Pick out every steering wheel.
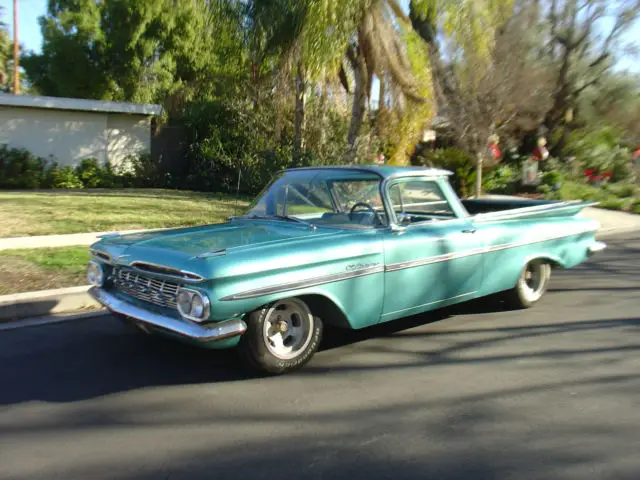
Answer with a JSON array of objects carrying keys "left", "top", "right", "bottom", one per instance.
[{"left": 349, "top": 202, "right": 379, "bottom": 225}]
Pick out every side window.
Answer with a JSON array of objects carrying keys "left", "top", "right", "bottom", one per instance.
[{"left": 389, "top": 180, "right": 456, "bottom": 221}]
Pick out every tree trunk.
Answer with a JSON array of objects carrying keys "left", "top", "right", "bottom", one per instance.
[
  {"left": 293, "top": 62, "right": 306, "bottom": 164},
  {"left": 379, "top": 74, "right": 386, "bottom": 111},
  {"left": 344, "top": 46, "right": 368, "bottom": 164},
  {"left": 475, "top": 152, "right": 484, "bottom": 198},
  {"left": 319, "top": 68, "right": 328, "bottom": 149}
]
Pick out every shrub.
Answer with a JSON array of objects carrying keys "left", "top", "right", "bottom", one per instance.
[
  {"left": 415, "top": 147, "right": 517, "bottom": 197},
  {"left": 565, "top": 126, "right": 633, "bottom": 182},
  {"left": 415, "top": 148, "right": 476, "bottom": 197},
  {"left": 483, "top": 164, "right": 515, "bottom": 194},
  {"left": 74, "top": 158, "right": 107, "bottom": 188},
  {"left": 541, "top": 170, "right": 564, "bottom": 188},
  {"left": 51, "top": 166, "right": 84, "bottom": 189},
  {"left": 0, "top": 146, "right": 49, "bottom": 189},
  {"left": 604, "top": 183, "right": 637, "bottom": 198}
]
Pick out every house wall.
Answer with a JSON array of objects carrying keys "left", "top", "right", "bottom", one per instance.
[
  {"left": 0, "top": 106, "right": 151, "bottom": 167},
  {"left": 106, "top": 113, "right": 151, "bottom": 168}
]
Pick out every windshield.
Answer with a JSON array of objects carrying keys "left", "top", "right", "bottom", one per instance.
[{"left": 243, "top": 169, "right": 388, "bottom": 228}]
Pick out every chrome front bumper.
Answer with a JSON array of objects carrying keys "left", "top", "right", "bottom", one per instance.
[
  {"left": 588, "top": 241, "right": 607, "bottom": 256},
  {"left": 88, "top": 287, "right": 247, "bottom": 343}
]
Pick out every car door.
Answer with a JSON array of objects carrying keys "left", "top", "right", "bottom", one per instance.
[{"left": 381, "top": 177, "right": 485, "bottom": 322}]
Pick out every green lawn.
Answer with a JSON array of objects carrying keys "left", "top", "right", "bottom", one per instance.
[
  {"left": 0, "top": 189, "right": 249, "bottom": 237},
  {"left": 0, "top": 246, "right": 90, "bottom": 295}
]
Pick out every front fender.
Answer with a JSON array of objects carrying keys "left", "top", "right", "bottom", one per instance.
[{"left": 207, "top": 267, "right": 385, "bottom": 330}]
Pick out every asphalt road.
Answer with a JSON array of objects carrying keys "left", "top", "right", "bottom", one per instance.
[{"left": 1, "top": 233, "right": 639, "bottom": 480}]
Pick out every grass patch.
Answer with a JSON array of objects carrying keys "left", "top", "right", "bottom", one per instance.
[
  {"left": 0, "top": 246, "right": 90, "bottom": 295},
  {"left": 0, "top": 188, "right": 250, "bottom": 237}
]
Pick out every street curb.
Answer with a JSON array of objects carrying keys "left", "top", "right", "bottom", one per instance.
[
  {"left": 0, "top": 285, "right": 104, "bottom": 323},
  {"left": 0, "top": 310, "right": 110, "bottom": 331}
]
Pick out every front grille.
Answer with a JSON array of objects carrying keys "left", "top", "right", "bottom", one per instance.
[{"left": 112, "top": 267, "right": 180, "bottom": 309}]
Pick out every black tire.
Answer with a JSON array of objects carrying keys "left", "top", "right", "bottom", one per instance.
[
  {"left": 238, "top": 297, "right": 323, "bottom": 375},
  {"left": 505, "top": 259, "right": 552, "bottom": 309}
]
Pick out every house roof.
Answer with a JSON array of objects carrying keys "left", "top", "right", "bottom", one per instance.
[{"left": 0, "top": 93, "right": 163, "bottom": 116}]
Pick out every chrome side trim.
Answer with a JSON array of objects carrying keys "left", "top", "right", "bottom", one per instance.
[
  {"left": 89, "top": 287, "right": 246, "bottom": 343},
  {"left": 473, "top": 201, "right": 599, "bottom": 222},
  {"left": 386, "top": 246, "right": 487, "bottom": 272},
  {"left": 385, "top": 226, "right": 598, "bottom": 272},
  {"left": 220, "top": 265, "right": 385, "bottom": 301}
]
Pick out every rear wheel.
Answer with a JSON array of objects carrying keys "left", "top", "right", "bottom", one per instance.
[
  {"left": 505, "top": 259, "right": 552, "bottom": 309},
  {"left": 239, "top": 297, "right": 323, "bottom": 375}
]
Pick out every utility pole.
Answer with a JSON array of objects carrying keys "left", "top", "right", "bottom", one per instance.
[{"left": 13, "top": 0, "right": 19, "bottom": 94}]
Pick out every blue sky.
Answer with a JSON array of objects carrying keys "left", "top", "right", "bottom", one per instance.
[{"left": 1, "top": 0, "right": 638, "bottom": 72}]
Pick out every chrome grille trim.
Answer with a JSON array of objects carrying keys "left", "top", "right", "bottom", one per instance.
[{"left": 112, "top": 266, "right": 180, "bottom": 309}]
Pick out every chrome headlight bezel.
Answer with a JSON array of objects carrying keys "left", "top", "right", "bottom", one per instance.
[
  {"left": 87, "top": 260, "right": 105, "bottom": 287},
  {"left": 176, "top": 288, "right": 210, "bottom": 323}
]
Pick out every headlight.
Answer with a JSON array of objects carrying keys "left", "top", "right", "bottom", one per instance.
[
  {"left": 177, "top": 290, "right": 192, "bottom": 315},
  {"left": 87, "top": 261, "right": 105, "bottom": 287},
  {"left": 176, "top": 288, "right": 210, "bottom": 322}
]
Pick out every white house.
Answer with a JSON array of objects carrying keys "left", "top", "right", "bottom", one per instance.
[{"left": 0, "top": 93, "right": 163, "bottom": 168}]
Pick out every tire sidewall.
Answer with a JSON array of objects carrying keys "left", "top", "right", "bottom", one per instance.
[{"left": 516, "top": 260, "right": 551, "bottom": 307}]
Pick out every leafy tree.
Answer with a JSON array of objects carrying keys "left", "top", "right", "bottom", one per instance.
[
  {"left": 0, "top": 7, "right": 16, "bottom": 92},
  {"left": 410, "top": 0, "right": 518, "bottom": 193},
  {"left": 578, "top": 71, "right": 640, "bottom": 145},
  {"left": 22, "top": 0, "right": 245, "bottom": 114},
  {"left": 537, "top": 0, "right": 640, "bottom": 154}
]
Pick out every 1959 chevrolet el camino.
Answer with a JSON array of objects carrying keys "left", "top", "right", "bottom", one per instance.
[{"left": 87, "top": 166, "right": 607, "bottom": 374}]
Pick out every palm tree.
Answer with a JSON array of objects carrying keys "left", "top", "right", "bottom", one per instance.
[
  {"left": 290, "top": 0, "right": 435, "bottom": 164},
  {"left": 250, "top": 0, "right": 515, "bottom": 165}
]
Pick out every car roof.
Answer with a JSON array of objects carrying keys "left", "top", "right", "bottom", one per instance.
[{"left": 283, "top": 164, "right": 453, "bottom": 179}]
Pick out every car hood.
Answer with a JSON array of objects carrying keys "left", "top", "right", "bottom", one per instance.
[{"left": 93, "top": 220, "right": 348, "bottom": 272}]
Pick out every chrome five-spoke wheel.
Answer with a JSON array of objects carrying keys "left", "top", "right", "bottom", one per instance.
[
  {"left": 239, "top": 297, "right": 323, "bottom": 375},
  {"left": 262, "top": 299, "right": 314, "bottom": 360}
]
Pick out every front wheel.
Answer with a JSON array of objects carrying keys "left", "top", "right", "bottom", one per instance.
[
  {"left": 238, "top": 297, "right": 323, "bottom": 375},
  {"left": 505, "top": 259, "right": 552, "bottom": 309}
]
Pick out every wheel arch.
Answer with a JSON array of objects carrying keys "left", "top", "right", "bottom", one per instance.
[
  {"left": 296, "top": 293, "right": 352, "bottom": 329},
  {"left": 521, "top": 253, "right": 565, "bottom": 271}
]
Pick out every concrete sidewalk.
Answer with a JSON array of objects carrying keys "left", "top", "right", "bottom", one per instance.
[{"left": 0, "top": 228, "right": 168, "bottom": 251}]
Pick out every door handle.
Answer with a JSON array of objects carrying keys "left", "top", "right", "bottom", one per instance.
[{"left": 462, "top": 228, "right": 477, "bottom": 234}]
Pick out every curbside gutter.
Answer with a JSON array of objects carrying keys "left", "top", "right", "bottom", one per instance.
[{"left": 0, "top": 285, "right": 104, "bottom": 324}]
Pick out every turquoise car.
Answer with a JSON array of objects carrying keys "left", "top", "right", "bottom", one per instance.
[{"left": 87, "top": 166, "right": 606, "bottom": 374}]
